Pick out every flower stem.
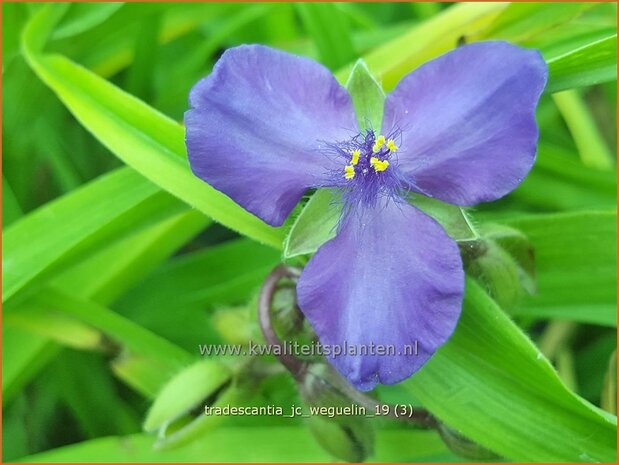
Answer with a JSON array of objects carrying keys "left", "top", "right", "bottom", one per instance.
[{"left": 258, "top": 264, "right": 307, "bottom": 379}]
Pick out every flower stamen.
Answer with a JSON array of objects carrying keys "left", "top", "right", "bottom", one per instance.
[
  {"left": 386, "top": 139, "right": 398, "bottom": 152},
  {"left": 344, "top": 165, "right": 356, "bottom": 180},
  {"left": 350, "top": 149, "right": 361, "bottom": 166},
  {"left": 372, "top": 135, "right": 386, "bottom": 153},
  {"left": 370, "top": 157, "right": 389, "bottom": 172}
]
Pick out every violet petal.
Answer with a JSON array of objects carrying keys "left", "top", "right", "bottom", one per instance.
[
  {"left": 186, "top": 44, "right": 358, "bottom": 226},
  {"left": 382, "top": 41, "right": 547, "bottom": 206},
  {"left": 296, "top": 198, "right": 464, "bottom": 390}
]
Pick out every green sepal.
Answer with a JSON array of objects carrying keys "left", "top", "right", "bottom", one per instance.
[{"left": 345, "top": 59, "right": 385, "bottom": 132}]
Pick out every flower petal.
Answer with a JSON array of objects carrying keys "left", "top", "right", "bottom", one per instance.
[
  {"left": 186, "top": 45, "right": 358, "bottom": 226},
  {"left": 296, "top": 199, "right": 464, "bottom": 390},
  {"left": 382, "top": 41, "right": 547, "bottom": 206}
]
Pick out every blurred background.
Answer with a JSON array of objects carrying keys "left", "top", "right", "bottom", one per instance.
[{"left": 2, "top": 2, "right": 617, "bottom": 463}]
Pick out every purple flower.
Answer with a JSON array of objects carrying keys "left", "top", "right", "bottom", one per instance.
[{"left": 185, "top": 42, "right": 547, "bottom": 390}]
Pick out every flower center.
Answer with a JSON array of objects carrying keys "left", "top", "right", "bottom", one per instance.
[
  {"left": 321, "top": 129, "right": 406, "bottom": 210},
  {"left": 342, "top": 132, "right": 398, "bottom": 181}
]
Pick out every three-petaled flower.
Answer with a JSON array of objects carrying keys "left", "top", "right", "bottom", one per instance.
[{"left": 185, "top": 41, "right": 547, "bottom": 390}]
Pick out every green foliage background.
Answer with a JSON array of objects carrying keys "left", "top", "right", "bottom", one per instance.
[{"left": 2, "top": 2, "right": 617, "bottom": 463}]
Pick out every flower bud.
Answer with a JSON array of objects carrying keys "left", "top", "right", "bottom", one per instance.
[
  {"left": 298, "top": 363, "right": 374, "bottom": 462},
  {"left": 306, "top": 414, "right": 373, "bottom": 463},
  {"left": 143, "top": 361, "right": 233, "bottom": 449},
  {"left": 212, "top": 305, "right": 252, "bottom": 344},
  {"left": 461, "top": 224, "right": 535, "bottom": 309}
]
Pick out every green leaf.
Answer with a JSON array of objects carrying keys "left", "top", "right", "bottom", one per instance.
[
  {"left": 153, "top": 4, "right": 274, "bottom": 117},
  {"left": 468, "top": 2, "right": 617, "bottom": 93},
  {"left": 510, "top": 143, "right": 616, "bottom": 211},
  {"left": 22, "top": 288, "right": 193, "bottom": 371},
  {"left": 409, "top": 2, "right": 442, "bottom": 20},
  {"left": 52, "top": 351, "right": 140, "bottom": 437},
  {"left": 505, "top": 211, "right": 617, "bottom": 327},
  {"left": 3, "top": 167, "right": 185, "bottom": 302},
  {"left": 3, "top": 210, "right": 209, "bottom": 405},
  {"left": 15, "top": 428, "right": 451, "bottom": 462},
  {"left": 124, "top": 13, "right": 160, "bottom": 100},
  {"left": 2, "top": 3, "right": 28, "bottom": 68},
  {"left": 70, "top": 4, "right": 237, "bottom": 78},
  {"left": 576, "top": 331, "right": 617, "bottom": 403},
  {"left": 601, "top": 351, "right": 617, "bottom": 414},
  {"left": 52, "top": 210, "right": 209, "bottom": 305},
  {"left": 478, "top": 3, "right": 595, "bottom": 43},
  {"left": 262, "top": 4, "right": 297, "bottom": 42},
  {"left": 4, "top": 306, "right": 102, "bottom": 350},
  {"left": 555, "top": 347, "right": 579, "bottom": 393},
  {"left": 296, "top": 3, "right": 356, "bottom": 70},
  {"left": 345, "top": 59, "right": 385, "bottom": 131},
  {"left": 403, "top": 279, "right": 617, "bottom": 462},
  {"left": 335, "top": 3, "right": 613, "bottom": 96},
  {"left": 524, "top": 9, "right": 616, "bottom": 60},
  {"left": 2, "top": 327, "right": 59, "bottom": 404},
  {"left": 11, "top": 285, "right": 193, "bottom": 403},
  {"left": 51, "top": 3, "right": 125, "bottom": 40},
  {"left": 2, "top": 175, "right": 23, "bottom": 227},
  {"left": 116, "top": 239, "right": 280, "bottom": 319},
  {"left": 553, "top": 89, "right": 614, "bottom": 170},
  {"left": 546, "top": 34, "right": 617, "bottom": 93},
  {"left": 111, "top": 354, "right": 174, "bottom": 399},
  {"left": 22, "top": 5, "right": 284, "bottom": 249},
  {"left": 111, "top": 238, "right": 279, "bottom": 354},
  {"left": 335, "top": 3, "right": 508, "bottom": 88}
]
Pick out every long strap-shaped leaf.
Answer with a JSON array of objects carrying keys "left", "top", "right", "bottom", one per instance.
[
  {"left": 3, "top": 210, "right": 209, "bottom": 404},
  {"left": 547, "top": 34, "right": 617, "bottom": 93},
  {"left": 404, "top": 279, "right": 617, "bottom": 462},
  {"left": 16, "top": 427, "right": 449, "bottom": 462},
  {"left": 3, "top": 167, "right": 185, "bottom": 302},
  {"left": 21, "top": 4, "right": 285, "bottom": 250}
]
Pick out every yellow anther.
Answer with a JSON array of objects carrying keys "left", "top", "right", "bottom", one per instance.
[
  {"left": 386, "top": 139, "right": 398, "bottom": 152},
  {"left": 372, "top": 135, "right": 386, "bottom": 153},
  {"left": 370, "top": 157, "right": 389, "bottom": 172},
  {"left": 351, "top": 149, "right": 361, "bottom": 166},
  {"left": 344, "top": 165, "right": 355, "bottom": 180}
]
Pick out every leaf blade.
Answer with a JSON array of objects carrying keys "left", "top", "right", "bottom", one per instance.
[
  {"left": 546, "top": 34, "right": 617, "bottom": 93},
  {"left": 22, "top": 5, "right": 284, "bottom": 249},
  {"left": 404, "top": 279, "right": 617, "bottom": 462}
]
